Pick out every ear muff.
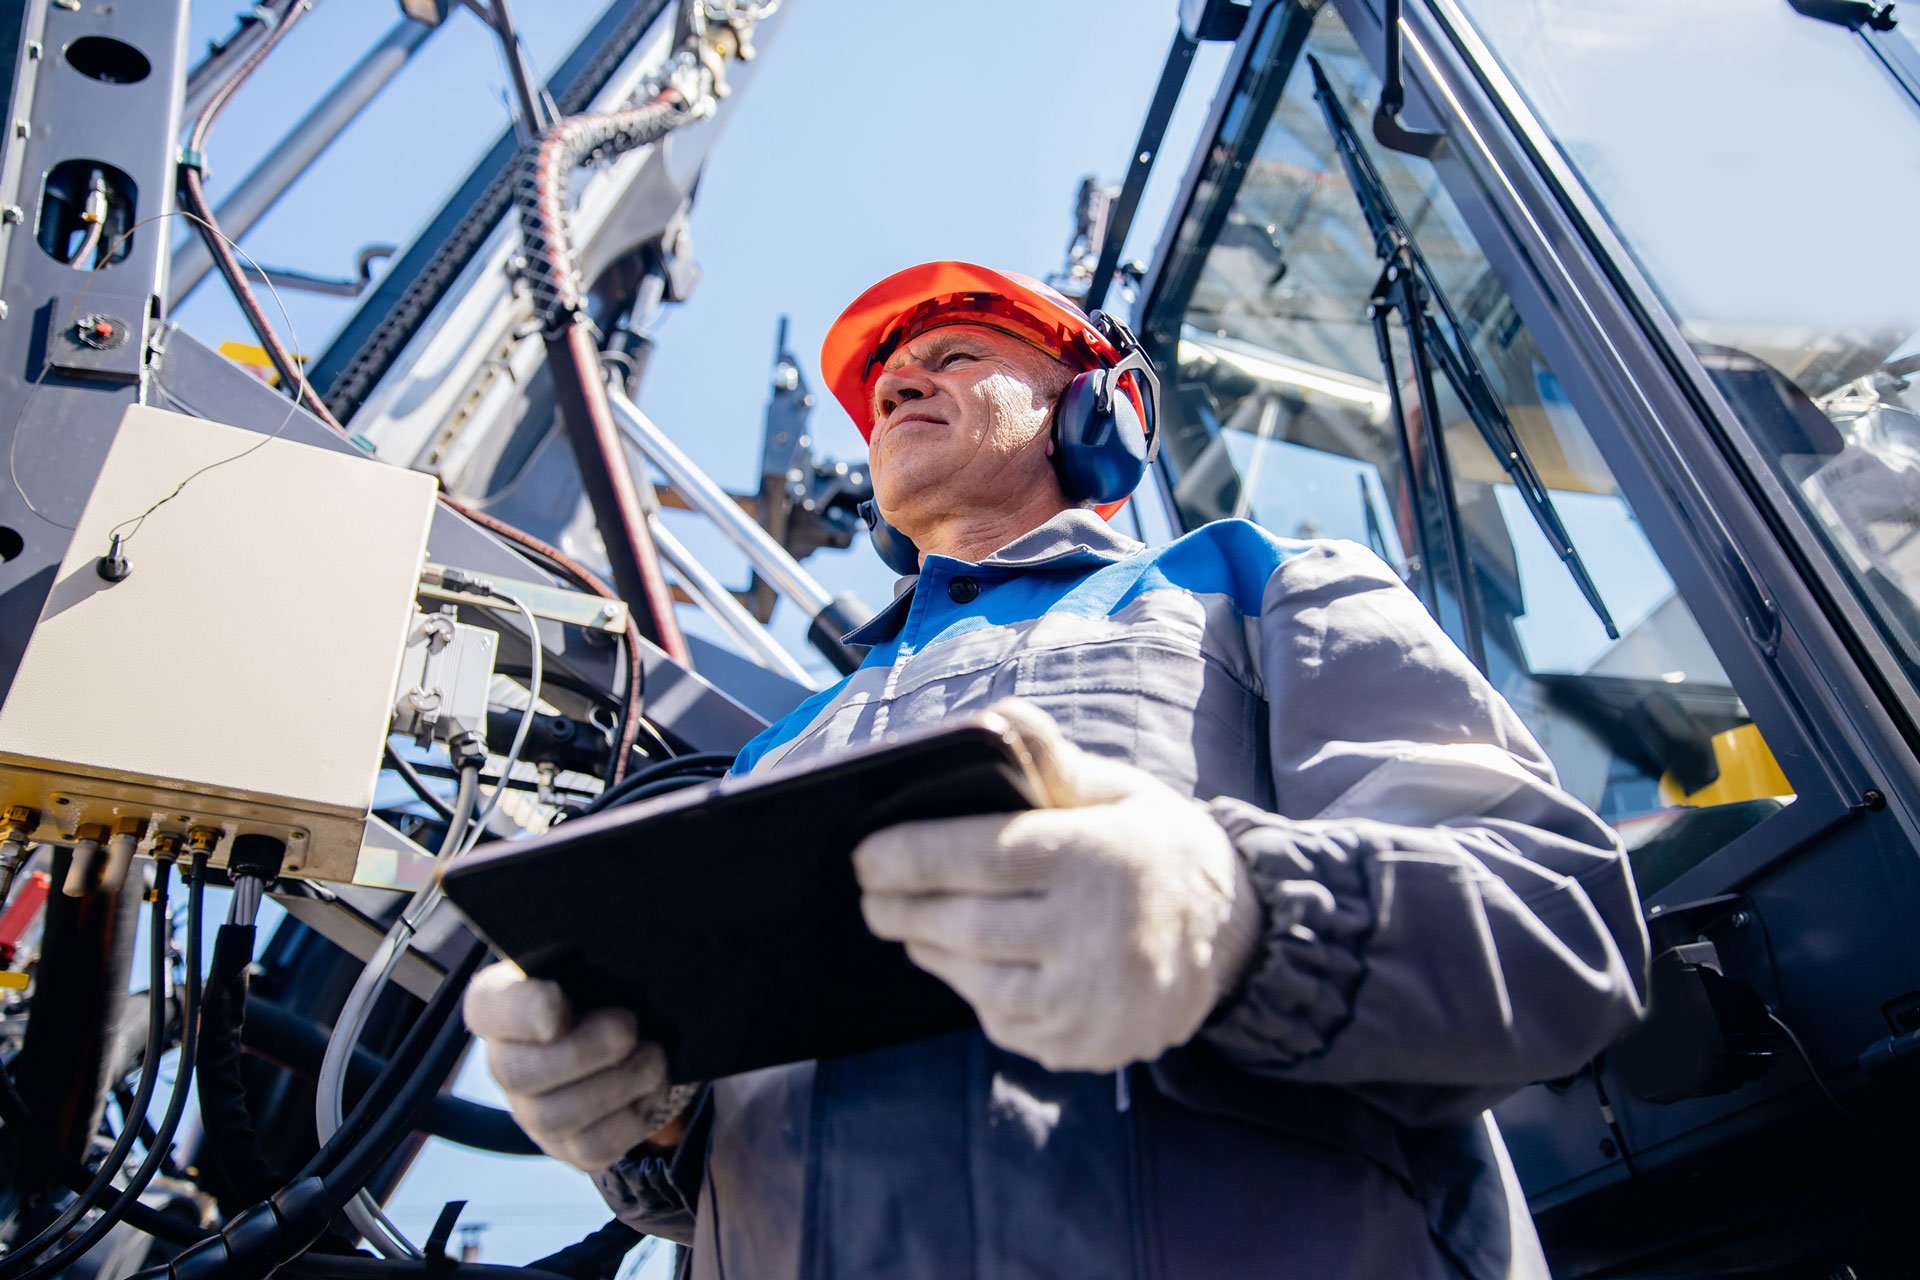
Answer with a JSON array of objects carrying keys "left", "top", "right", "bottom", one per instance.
[
  {"left": 1053, "top": 366, "right": 1151, "bottom": 505},
  {"left": 858, "top": 500, "right": 925, "bottom": 577},
  {"left": 1050, "top": 312, "right": 1161, "bottom": 506}
]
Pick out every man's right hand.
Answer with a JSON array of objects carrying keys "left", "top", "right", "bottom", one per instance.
[{"left": 463, "top": 962, "right": 690, "bottom": 1171}]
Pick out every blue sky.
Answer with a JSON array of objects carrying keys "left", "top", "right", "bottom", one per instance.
[{"left": 173, "top": 0, "right": 1229, "bottom": 1266}]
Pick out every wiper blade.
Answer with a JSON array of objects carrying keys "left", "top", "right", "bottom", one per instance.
[{"left": 1306, "top": 55, "right": 1620, "bottom": 642}]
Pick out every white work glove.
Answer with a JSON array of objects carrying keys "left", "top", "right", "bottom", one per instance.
[
  {"left": 854, "top": 700, "right": 1265, "bottom": 1074},
  {"left": 463, "top": 962, "right": 699, "bottom": 1172}
]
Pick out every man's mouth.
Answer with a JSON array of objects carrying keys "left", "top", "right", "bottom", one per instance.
[{"left": 888, "top": 412, "right": 945, "bottom": 431}]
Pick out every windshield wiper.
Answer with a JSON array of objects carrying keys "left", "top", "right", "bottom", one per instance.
[{"left": 1307, "top": 55, "right": 1620, "bottom": 644}]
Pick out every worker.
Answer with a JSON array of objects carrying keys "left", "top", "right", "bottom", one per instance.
[{"left": 464, "top": 262, "right": 1650, "bottom": 1278}]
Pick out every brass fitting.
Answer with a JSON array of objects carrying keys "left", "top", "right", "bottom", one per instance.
[{"left": 185, "top": 827, "right": 222, "bottom": 856}]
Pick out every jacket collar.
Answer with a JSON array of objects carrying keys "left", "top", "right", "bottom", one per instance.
[{"left": 841, "top": 508, "right": 1144, "bottom": 647}]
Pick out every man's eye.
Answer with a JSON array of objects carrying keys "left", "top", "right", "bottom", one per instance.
[{"left": 940, "top": 352, "right": 976, "bottom": 369}]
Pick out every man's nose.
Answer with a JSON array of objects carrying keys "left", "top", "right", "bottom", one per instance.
[{"left": 874, "top": 365, "right": 932, "bottom": 420}]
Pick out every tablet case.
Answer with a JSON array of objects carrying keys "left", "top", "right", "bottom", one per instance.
[{"left": 438, "top": 714, "right": 1045, "bottom": 1082}]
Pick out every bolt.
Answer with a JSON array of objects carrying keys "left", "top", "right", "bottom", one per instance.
[
  {"left": 1729, "top": 910, "right": 1751, "bottom": 928},
  {"left": 406, "top": 687, "right": 442, "bottom": 714},
  {"left": 1864, "top": 788, "right": 1887, "bottom": 811},
  {"left": 1598, "top": 1137, "right": 1617, "bottom": 1159},
  {"left": 596, "top": 601, "right": 621, "bottom": 624},
  {"left": 13, "top": 121, "right": 27, "bottom": 140},
  {"left": 26, "top": 41, "right": 41, "bottom": 59},
  {"left": 1, "top": 206, "right": 21, "bottom": 226},
  {"left": 1648, "top": 904, "right": 1664, "bottom": 917}
]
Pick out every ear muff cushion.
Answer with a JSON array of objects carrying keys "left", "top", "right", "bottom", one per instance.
[{"left": 1053, "top": 369, "right": 1150, "bottom": 506}]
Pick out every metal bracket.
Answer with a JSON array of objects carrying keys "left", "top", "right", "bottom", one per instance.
[{"left": 419, "top": 562, "right": 629, "bottom": 633}]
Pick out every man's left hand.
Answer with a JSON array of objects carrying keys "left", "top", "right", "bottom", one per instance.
[{"left": 853, "top": 700, "right": 1265, "bottom": 1073}]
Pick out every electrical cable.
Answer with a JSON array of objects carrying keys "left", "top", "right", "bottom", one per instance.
[
  {"left": 626, "top": 713, "right": 676, "bottom": 768},
  {"left": 195, "top": 909, "right": 283, "bottom": 1212},
  {"left": 145, "top": 942, "right": 489, "bottom": 1280},
  {"left": 439, "top": 496, "right": 649, "bottom": 786},
  {"left": 177, "top": 0, "right": 336, "bottom": 423},
  {"left": 279, "top": 1255, "right": 574, "bottom": 1280},
  {"left": 238, "top": 996, "right": 536, "bottom": 1155},
  {"left": 318, "top": 943, "right": 484, "bottom": 1199},
  {"left": 0, "top": 863, "right": 174, "bottom": 1278},
  {"left": 1766, "top": 1007, "right": 1872, "bottom": 1131},
  {"left": 528, "top": 1219, "right": 646, "bottom": 1280},
  {"left": 0, "top": 1070, "right": 209, "bottom": 1247},
  {"left": 382, "top": 742, "right": 458, "bottom": 824},
  {"left": 576, "top": 752, "right": 732, "bottom": 817},
  {"left": 453, "top": 594, "right": 543, "bottom": 862},
  {"left": 318, "top": 765, "right": 478, "bottom": 1257},
  {"left": 13, "top": 855, "right": 210, "bottom": 1280}
]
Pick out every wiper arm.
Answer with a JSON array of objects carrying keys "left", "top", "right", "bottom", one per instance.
[{"left": 1307, "top": 56, "right": 1620, "bottom": 642}]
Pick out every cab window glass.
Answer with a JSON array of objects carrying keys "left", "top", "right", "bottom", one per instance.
[{"left": 1146, "top": 2, "right": 1795, "bottom": 894}]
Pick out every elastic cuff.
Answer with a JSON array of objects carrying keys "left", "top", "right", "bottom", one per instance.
[
  {"left": 1207, "top": 833, "right": 1266, "bottom": 1008},
  {"left": 1200, "top": 798, "right": 1374, "bottom": 1067}
]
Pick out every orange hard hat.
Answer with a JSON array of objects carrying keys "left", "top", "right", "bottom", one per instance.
[{"left": 820, "top": 261, "right": 1143, "bottom": 517}]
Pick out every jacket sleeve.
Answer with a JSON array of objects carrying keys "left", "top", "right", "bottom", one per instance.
[
  {"left": 1196, "top": 540, "right": 1650, "bottom": 1124},
  {"left": 588, "top": 1089, "right": 712, "bottom": 1246}
]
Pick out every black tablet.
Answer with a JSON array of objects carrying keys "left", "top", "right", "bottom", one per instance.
[{"left": 438, "top": 712, "right": 1046, "bottom": 1082}]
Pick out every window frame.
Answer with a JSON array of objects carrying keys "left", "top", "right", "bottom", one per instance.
[
  {"left": 1132, "top": 1, "right": 1920, "bottom": 1234},
  {"left": 1134, "top": 0, "right": 1919, "bottom": 910}
]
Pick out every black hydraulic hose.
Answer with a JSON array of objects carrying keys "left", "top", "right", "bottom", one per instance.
[
  {"left": 0, "top": 865, "right": 174, "bottom": 1276},
  {"left": 165, "top": 943, "right": 487, "bottom": 1280},
  {"left": 0, "top": 1050, "right": 210, "bottom": 1249},
  {"left": 577, "top": 753, "right": 732, "bottom": 817},
  {"left": 240, "top": 996, "right": 538, "bottom": 1156},
  {"left": 195, "top": 921, "right": 286, "bottom": 1210},
  {"left": 528, "top": 1219, "right": 645, "bottom": 1280},
  {"left": 135, "top": 1256, "right": 576, "bottom": 1280},
  {"left": 15, "top": 855, "right": 210, "bottom": 1280},
  {"left": 281, "top": 1257, "right": 572, "bottom": 1280},
  {"left": 517, "top": 91, "right": 695, "bottom": 664},
  {"left": 321, "top": 943, "right": 486, "bottom": 1197}
]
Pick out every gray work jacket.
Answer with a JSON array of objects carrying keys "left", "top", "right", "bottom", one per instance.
[{"left": 593, "top": 509, "right": 1649, "bottom": 1278}]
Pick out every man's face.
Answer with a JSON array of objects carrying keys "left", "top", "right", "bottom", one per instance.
[{"left": 866, "top": 323, "right": 1071, "bottom": 531}]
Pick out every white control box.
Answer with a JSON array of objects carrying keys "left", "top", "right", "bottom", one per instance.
[{"left": 0, "top": 405, "right": 438, "bottom": 884}]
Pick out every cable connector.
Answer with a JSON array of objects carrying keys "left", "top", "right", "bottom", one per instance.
[
  {"left": 62, "top": 822, "right": 110, "bottom": 898},
  {"left": 0, "top": 806, "right": 36, "bottom": 909},
  {"left": 100, "top": 816, "right": 147, "bottom": 895},
  {"left": 447, "top": 730, "right": 488, "bottom": 773},
  {"left": 435, "top": 566, "right": 497, "bottom": 597}
]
